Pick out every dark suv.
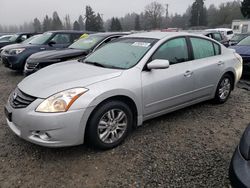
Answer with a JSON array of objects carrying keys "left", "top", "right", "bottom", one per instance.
[
  {"left": 1, "top": 30, "right": 86, "bottom": 70},
  {"left": 0, "top": 32, "right": 37, "bottom": 49},
  {"left": 24, "top": 32, "right": 129, "bottom": 75}
]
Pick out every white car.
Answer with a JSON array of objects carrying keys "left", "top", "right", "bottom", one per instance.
[
  {"left": 5, "top": 32, "right": 243, "bottom": 149},
  {"left": 206, "top": 28, "right": 234, "bottom": 40}
]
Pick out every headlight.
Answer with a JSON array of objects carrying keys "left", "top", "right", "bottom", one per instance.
[
  {"left": 36, "top": 88, "right": 88, "bottom": 113},
  {"left": 9, "top": 48, "right": 26, "bottom": 55}
]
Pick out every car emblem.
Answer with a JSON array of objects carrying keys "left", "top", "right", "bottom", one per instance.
[{"left": 13, "top": 92, "right": 17, "bottom": 100}]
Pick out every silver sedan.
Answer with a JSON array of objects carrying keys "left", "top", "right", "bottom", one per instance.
[{"left": 5, "top": 32, "right": 243, "bottom": 149}]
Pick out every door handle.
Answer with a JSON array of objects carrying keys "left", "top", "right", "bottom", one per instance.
[
  {"left": 217, "top": 61, "right": 225, "bottom": 66},
  {"left": 184, "top": 70, "right": 193, "bottom": 77}
]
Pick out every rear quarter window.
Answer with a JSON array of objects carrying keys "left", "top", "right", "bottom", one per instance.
[{"left": 213, "top": 43, "right": 221, "bottom": 55}]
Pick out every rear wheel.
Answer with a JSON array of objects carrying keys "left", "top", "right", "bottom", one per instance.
[
  {"left": 213, "top": 74, "right": 233, "bottom": 104},
  {"left": 86, "top": 101, "right": 133, "bottom": 150}
]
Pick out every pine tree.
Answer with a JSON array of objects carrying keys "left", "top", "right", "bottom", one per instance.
[
  {"left": 52, "top": 11, "right": 63, "bottom": 30},
  {"left": 64, "top": 14, "right": 71, "bottom": 30},
  {"left": 241, "top": 0, "right": 250, "bottom": 18},
  {"left": 33, "top": 18, "right": 41, "bottom": 32},
  {"left": 110, "top": 17, "right": 122, "bottom": 31},
  {"left": 78, "top": 15, "right": 85, "bottom": 30},
  {"left": 134, "top": 14, "right": 141, "bottom": 31},
  {"left": 85, "top": 6, "right": 96, "bottom": 31},
  {"left": 190, "top": 0, "right": 207, "bottom": 27},
  {"left": 73, "top": 21, "right": 80, "bottom": 30},
  {"left": 96, "top": 13, "right": 104, "bottom": 31},
  {"left": 42, "top": 15, "right": 51, "bottom": 32}
]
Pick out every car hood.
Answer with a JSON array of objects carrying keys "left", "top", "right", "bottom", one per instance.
[
  {"left": 29, "top": 49, "right": 88, "bottom": 62},
  {"left": 230, "top": 45, "right": 250, "bottom": 56},
  {"left": 18, "top": 60, "right": 123, "bottom": 98},
  {"left": 1, "top": 43, "right": 21, "bottom": 50},
  {"left": 3, "top": 43, "right": 45, "bottom": 50}
]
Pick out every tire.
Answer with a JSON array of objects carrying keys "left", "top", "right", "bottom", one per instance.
[
  {"left": 213, "top": 74, "right": 233, "bottom": 104},
  {"left": 86, "top": 100, "right": 133, "bottom": 150}
]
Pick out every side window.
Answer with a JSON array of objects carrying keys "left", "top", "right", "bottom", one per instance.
[
  {"left": 214, "top": 43, "right": 220, "bottom": 55},
  {"left": 20, "top": 35, "right": 27, "bottom": 42},
  {"left": 51, "top": 34, "right": 71, "bottom": 44},
  {"left": 190, "top": 37, "right": 215, "bottom": 59},
  {"left": 151, "top": 37, "right": 189, "bottom": 65},
  {"left": 205, "top": 34, "right": 213, "bottom": 39},
  {"left": 213, "top": 33, "right": 222, "bottom": 41}
]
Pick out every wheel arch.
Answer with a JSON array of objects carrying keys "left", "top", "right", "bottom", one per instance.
[{"left": 83, "top": 93, "right": 142, "bottom": 142}]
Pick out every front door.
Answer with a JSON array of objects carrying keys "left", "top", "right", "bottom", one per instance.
[{"left": 142, "top": 37, "right": 195, "bottom": 118}]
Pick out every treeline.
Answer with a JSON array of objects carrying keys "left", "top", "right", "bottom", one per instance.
[{"left": 0, "top": 0, "right": 246, "bottom": 33}]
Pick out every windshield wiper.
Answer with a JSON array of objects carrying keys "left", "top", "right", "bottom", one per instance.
[{"left": 84, "top": 61, "right": 105, "bottom": 68}]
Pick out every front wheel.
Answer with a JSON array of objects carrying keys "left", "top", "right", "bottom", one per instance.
[
  {"left": 213, "top": 74, "right": 233, "bottom": 104},
  {"left": 86, "top": 101, "right": 133, "bottom": 150}
]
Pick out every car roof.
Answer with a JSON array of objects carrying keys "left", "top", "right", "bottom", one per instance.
[
  {"left": 123, "top": 31, "right": 192, "bottom": 40},
  {"left": 45, "top": 30, "right": 88, "bottom": 34},
  {"left": 90, "top": 32, "right": 131, "bottom": 37}
]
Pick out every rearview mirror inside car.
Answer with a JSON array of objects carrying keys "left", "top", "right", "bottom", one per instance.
[{"left": 147, "top": 59, "right": 170, "bottom": 70}]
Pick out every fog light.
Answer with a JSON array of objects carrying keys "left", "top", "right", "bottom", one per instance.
[{"left": 31, "top": 131, "right": 51, "bottom": 141}]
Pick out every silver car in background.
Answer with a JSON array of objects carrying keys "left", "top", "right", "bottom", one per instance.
[{"left": 4, "top": 32, "right": 243, "bottom": 149}]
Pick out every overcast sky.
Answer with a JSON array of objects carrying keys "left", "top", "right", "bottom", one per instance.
[{"left": 0, "top": 0, "right": 235, "bottom": 25}]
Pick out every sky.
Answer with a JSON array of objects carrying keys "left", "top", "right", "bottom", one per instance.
[{"left": 0, "top": 0, "right": 236, "bottom": 25}]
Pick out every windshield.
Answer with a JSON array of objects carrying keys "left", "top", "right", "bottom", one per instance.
[
  {"left": 0, "top": 35, "right": 11, "bottom": 42},
  {"left": 69, "top": 35, "right": 105, "bottom": 50},
  {"left": 21, "top": 35, "right": 39, "bottom": 44},
  {"left": 84, "top": 38, "right": 157, "bottom": 69},
  {"left": 231, "top": 34, "right": 248, "bottom": 42},
  {"left": 8, "top": 34, "right": 19, "bottom": 42},
  {"left": 29, "top": 32, "right": 53, "bottom": 45},
  {"left": 238, "top": 36, "right": 250, "bottom": 46}
]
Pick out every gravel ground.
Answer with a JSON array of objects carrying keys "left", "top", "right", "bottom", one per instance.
[{"left": 0, "top": 63, "right": 250, "bottom": 188}]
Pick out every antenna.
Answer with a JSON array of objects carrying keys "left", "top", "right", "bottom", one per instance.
[{"left": 165, "top": 3, "right": 169, "bottom": 18}]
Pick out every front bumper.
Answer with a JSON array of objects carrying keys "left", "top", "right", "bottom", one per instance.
[
  {"left": 1, "top": 52, "right": 27, "bottom": 70},
  {"left": 5, "top": 98, "right": 89, "bottom": 147},
  {"left": 229, "top": 147, "right": 250, "bottom": 188}
]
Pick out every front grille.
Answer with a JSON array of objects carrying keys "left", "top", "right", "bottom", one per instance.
[
  {"left": 26, "top": 62, "right": 39, "bottom": 69},
  {"left": 10, "top": 88, "right": 37, "bottom": 109}
]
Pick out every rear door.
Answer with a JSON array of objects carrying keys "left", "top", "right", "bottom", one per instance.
[{"left": 187, "top": 37, "right": 224, "bottom": 99}]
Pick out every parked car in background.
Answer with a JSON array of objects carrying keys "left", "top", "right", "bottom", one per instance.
[
  {"left": 191, "top": 30, "right": 229, "bottom": 47},
  {"left": 24, "top": 32, "right": 129, "bottom": 75},
  {"left": 0, "top": 34, "right": 42, "bottom": 56},
  {"left": 206, "top": 28, "right": 234, "bottom": 40},
  {"left": 0, "top": 32, "right": 38, "bottom": 49},
  {"left": 230, "top": 36, "right": 250, "bottom": 75},
  {"left": 229, "top": 33, "right": 250, "bottom": 46},
  {"left": 0, "top": 35, "right": 13, "bottom": 42},
  {"left": 1, "top": 30, "right": 86, "bottom": 71},
  {"left": 229, "top": 124, "right": 250, "bottom": 188},
  {"left": 4, "top": 32, "right": 242, "bottom": 149}
]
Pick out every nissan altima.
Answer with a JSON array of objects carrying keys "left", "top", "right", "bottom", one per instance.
[{"left": 4, "top": 32, "right": 243, "bottom": 149}]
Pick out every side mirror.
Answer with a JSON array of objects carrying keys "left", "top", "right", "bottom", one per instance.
[
  {"left": 147, "top": 59, "right": 170, "bottom": 70},
  {"left": 48, "top": 41, "right": 56, "bottom": 46}
]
